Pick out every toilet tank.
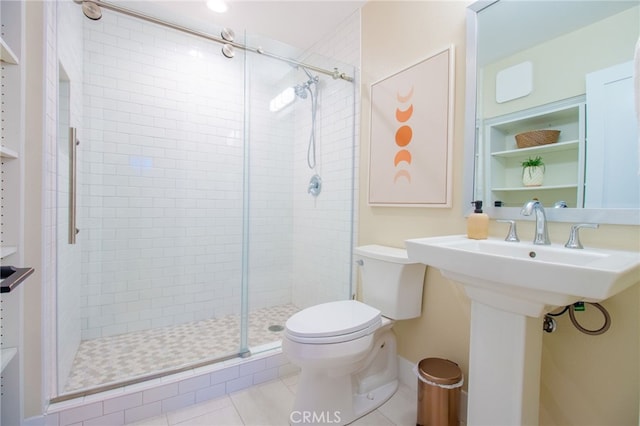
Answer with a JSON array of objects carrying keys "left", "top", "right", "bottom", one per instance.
[{"left": 354, "top": 245, "right": 426, "bottom": 320}]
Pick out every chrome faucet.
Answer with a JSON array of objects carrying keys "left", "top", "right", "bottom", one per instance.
[
  {"left": 497, "top": 219, "right": 519, "bottom": 242},
  {"left": 521, "top": 199, "right": 551, "bottom": 245},
  {"left": 565, "top": 223, "right": 599, "bottom": 249}
]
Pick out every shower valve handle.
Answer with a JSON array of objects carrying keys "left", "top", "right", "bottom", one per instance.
[{"left": 308, "top": 175, "right": 322, "bottom": 197}]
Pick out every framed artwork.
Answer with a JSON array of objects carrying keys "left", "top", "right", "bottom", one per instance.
[{"left": 368, "top": 46, "right": 454, "bottom": 207}]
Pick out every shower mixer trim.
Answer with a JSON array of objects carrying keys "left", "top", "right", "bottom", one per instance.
[{"left": 308, "top": 174, "right": 322, "bottom": 197}]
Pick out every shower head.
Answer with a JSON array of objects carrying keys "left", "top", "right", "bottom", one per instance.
[
  {"left": 294, "top": 67, "right": 319, "bottom": 100},
  {"left": 81, "top": 1, "right": 102, "bottom": 20}
]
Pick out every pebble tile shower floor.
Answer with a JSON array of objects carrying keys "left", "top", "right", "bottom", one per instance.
[{"left": 64, "top": 304, "right": 300, "bottom": 393}]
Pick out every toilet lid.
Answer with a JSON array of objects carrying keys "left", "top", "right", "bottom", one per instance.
[{"left": 285, "top": 300, "right": 381, "bottom": 343}]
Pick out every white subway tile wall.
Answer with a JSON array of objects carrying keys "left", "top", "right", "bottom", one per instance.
[
  {"left": 80, "top": 11, "right": 265, "bottom": 340},
  {"left": 291, "top": 12, "right": 361, "bottom": 309},
  {"left": 245, "top": 53, "right": 296, "bottom": 312},
  {"left": 78, "top": 8, "right": 358, "bottom": 341},
  {"left": 81, "top": 10, "right": 251, "bottom": 339}
]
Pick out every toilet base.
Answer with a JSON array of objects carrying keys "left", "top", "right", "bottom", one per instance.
[
  {"left": 289, "top": 330, "right": 398, "bottom": 425},
  {"left": 352, "top": 379, "right": 398, "bottom": 422}
]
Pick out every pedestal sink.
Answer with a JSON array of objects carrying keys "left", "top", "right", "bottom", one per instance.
[{"left": 405, "top": 235, "right": 640, "bottom": 426}]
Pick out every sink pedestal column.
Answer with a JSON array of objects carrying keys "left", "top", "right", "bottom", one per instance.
[{"left": 468, "top": 301, "right": 542, "bottom": 425}]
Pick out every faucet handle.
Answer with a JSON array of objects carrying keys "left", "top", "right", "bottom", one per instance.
[
  {"left": 565, "top": 223, "right": 599, "bottom": 249},
  {"left": 497, "top": 220, "right": 519, "bottom": 242},
  {"left": 553, "top": 200, "right": 568, "bottom": 208}
]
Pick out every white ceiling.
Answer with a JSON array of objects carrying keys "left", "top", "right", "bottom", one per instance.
[{"left": 112, "top": 0, "right": 365, "bottom": 52}]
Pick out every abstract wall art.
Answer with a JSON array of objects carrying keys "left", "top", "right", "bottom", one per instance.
[{"left": 368, "top": 46, "right": 454, "bottom": 207}]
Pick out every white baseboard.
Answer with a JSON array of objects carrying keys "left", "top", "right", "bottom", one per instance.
[
  {"left": 23, "top": 415, "right": 47, "bottom": 426},
  {"left": 397, "top": 355, "right": 418, "bottom": 392}
]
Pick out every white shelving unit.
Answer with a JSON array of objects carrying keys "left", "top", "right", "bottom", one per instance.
[
  {"left": 0, "top": 37, "right": 17, "bottom": 65},
  {"left": 482, "top": 96, "right": 586, "bottom": 209},
  {"left": 1, "top": 0, "right": 23, "bottom": 264},
  {"left": 0, "top": 348, "right": 17, "bottom": 373},
  {"left": 0, "top": 146, "right": 18, "bottom": 159},
  {"left": 1, "top": 1, "right": 26, "bottom": 424},
  {"left": 0, "top": 246, "right": 18, "bottom": 259}
]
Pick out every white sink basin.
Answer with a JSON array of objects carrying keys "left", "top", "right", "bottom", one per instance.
[
  {"left": 406, "top": 234, "right": 640, "bottom": 425},
  {"left": 405, "top": 235, "right": 640, "bottom": 317}
]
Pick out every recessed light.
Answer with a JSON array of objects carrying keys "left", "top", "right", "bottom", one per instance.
[{"left": 206, "top": 0, "right": 228, "bottom": 13}]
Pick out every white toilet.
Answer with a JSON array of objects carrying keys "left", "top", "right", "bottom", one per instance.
[{"left": 283, "top": 245, "right": 426, "bottom": 425}]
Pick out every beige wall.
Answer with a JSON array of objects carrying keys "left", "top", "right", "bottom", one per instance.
[
  {"left": 360, "top": 0, "right": 472, "bottom": 388},
  {"left": 360, "top": 1, "right": 640, "bottom": 425}
]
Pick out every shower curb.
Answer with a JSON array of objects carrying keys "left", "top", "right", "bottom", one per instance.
[{"left": 38, "top": 348, "right": 298, "bottom": 426}]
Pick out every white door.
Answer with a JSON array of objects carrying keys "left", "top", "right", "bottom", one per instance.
[{"left": 585, "top": 61, "right": 639, "bottom": 208}]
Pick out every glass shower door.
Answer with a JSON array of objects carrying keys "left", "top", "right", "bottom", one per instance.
[
  {"left": 243, "top": 38, "right": 357, "bottom": 353},
  {"left": 54, "top": 1, "right": 356, "bottom": 398},
  {"left": 55, "top": 6, "right": 250, "bottom": 397}
]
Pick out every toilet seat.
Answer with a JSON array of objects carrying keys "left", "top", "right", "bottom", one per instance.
[{"left": 285, "top": 300, "right": 381, "bottom": 344}]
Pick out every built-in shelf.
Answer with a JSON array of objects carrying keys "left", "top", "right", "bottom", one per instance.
[
  {"left": 492, "top": 184, "right": 579, "bottom": 192},
  {"left": 0, "top": 246, "right": 18, "bottom": 259},
  {"left": 1, "top": 3, "right": 25, "bottom": 424},
  {"left": 491, "top": 140, "right": 579, "bottom": 159},
  {"left": 0, "top": 37, "right": 19, "bottom": 65},
  {"left": 0, "top": 348, "right": 17, "bottom": 373},
  {"left": 0, "top": 146, "right": 18, "bottom": 159},
  {"left": 0, "top": 266, "right": 34, "bottom": 293},
  {"left": 484, "top": 97, "right": 585, "bottom": 208}
]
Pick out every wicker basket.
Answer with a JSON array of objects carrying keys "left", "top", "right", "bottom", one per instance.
[{"left": 515, "top": 130, "right": 560, "bottom": 149}]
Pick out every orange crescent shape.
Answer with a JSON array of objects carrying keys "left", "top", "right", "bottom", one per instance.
[
  {"left": 394, "top": 169, "right": 411, "bottom": 184},
  {"left": 395, "top": 104, "right": 414, "bottom": 123},
  {"left": 394, "top": 149, "right": 412, "bottom": 167},
  {"left": 396, "top": 86, "right": 414, "bottom": 103}
]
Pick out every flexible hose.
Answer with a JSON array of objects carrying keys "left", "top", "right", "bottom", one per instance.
[
  {"left": 568, "top": 302, "right": 611, "bottom": 335},
  {"left": 306, "top": 82, "right": 318, "bottom": 169},
  {"left": 547, "top": 306, "right": 569, "bottom": 317}
]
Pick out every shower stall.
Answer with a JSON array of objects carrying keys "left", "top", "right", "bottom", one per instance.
[{"left": 54, "top": 0, "right": 357, "bottom": 399}]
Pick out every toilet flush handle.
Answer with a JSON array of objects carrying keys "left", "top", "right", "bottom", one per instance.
[{"left": 355, "top": 259, "right": 364, "bottom": 266}]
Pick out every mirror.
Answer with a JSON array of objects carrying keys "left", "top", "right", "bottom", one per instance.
[{"left": 464, "top": 0, "right": 640, "bottom": 225}]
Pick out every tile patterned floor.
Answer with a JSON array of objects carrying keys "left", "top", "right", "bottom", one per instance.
[
  {"left": 126, "top": 373, "right": 419, "bottom": 426},
  {"left": 64, "top": 304, "right": 300, "bottom": 393}
]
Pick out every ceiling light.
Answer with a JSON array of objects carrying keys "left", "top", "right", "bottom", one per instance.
[{"left": 206, "top": 0, "right": 228, "bottom": 13}]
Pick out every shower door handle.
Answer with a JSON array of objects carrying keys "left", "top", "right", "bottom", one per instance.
[{"left": 69, "top": 127, "right": 80, "bottom": 244}]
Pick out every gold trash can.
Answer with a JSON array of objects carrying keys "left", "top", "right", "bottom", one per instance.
[{"left": 416, "top": 358, "right": 463, "bottom": 426}]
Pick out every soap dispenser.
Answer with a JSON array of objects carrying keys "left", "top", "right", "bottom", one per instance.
[{"left": 467, "top": 200, "right": 489, "bottom": 240}]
